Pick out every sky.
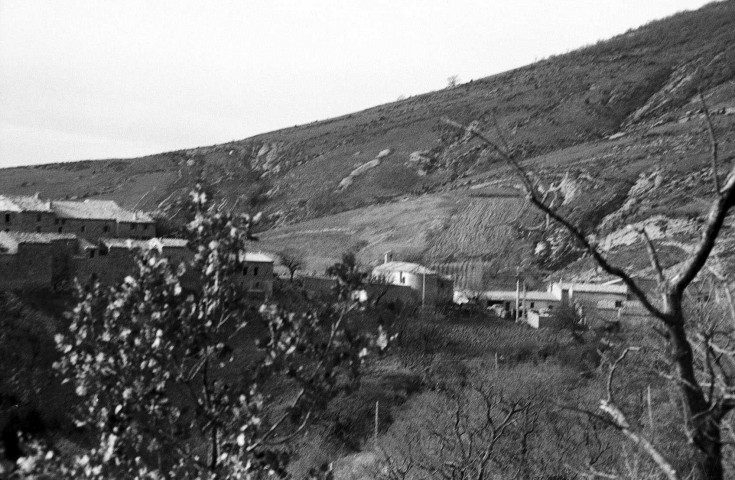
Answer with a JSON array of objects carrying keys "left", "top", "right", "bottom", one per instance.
[{"left": 0, "top": 0, "right": 717, "bottom": 168}]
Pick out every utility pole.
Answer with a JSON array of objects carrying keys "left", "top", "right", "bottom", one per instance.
[
  {"left": 522, "top": 277, "right": 527, "bottom": 322},
  {"left": 374, "top": 400, "right": 379, "bottom": 449},
  {"left": 422, "top": 270, "right": 426, "bottom": 307},
  {"left": 515, "top": 266, "right": 520, "bottom": 323}
]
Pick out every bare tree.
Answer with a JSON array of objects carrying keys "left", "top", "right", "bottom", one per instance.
[
  {"left": 279, "top": 248, "right": 305, "bottom": 281},
  {"left": 444, "top": 98, "right": 735, "bottom": 479},
  {"left": 376, "top": 381, "right": 537, "bottom": 480}
]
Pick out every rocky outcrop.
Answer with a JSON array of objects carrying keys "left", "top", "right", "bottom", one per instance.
[
  {"left": 337, "top": 150, "right": 391, "bottom": 191},
  {"left": 626, "top": 51, "right": 735, "bottom": 126},
  {"left": 251, "top": 142, "right": 287, "bottom": 175}
]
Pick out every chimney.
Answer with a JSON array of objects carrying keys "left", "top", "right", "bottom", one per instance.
[{"left": 384, "top": 251, "right": 394, "bottom": 264}]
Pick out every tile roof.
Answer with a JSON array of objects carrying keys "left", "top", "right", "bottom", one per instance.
[
  {"left": 51, "top": 199, "right": 154, "bottom": 222},
  {"left": 0, "top": 194, "right": 53, "bottom": 212},
  {"left": 244, "top": 252, "right": 274, "bottom": 263},
  {"left": 77, "top": 237, "right": 98, "bottom": 250},
  {"left": 482, "top": 290, "right": 561, "bottom": 302},
  {"left": 0, "top": 231, "right": 78, "bottom": 253},
  {"left": 373, "top": 261, "right": 437, "bottom": 275},
  {"left": 101, "top": 237, "right": 189, "bottom": 250},
  {"left": 555, "top": 282, "right": 628, "bottom": 295}
]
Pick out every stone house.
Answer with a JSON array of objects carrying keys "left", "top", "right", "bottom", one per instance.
[
  {"left": 0, "top": 195, "right": 56, "bottom": 233},
  {"left": 236, "top": 252, "right": 275, "bottom": 300},
  {"left": 72, "top": 237, "right": 192, "bottom": 285},
  {"left": 0, "top": 195, "right": 156, "bottom": 240},
  {"left": 0, "top": 231, "right": 83, "bottom": 289},
  {"left": 51, "top": 199, "right": 155, "bottom": 239}
]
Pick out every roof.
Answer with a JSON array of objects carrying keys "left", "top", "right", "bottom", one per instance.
[
  {"left": 244, "top": 252, "right": 274, "bottom": 263},
  {"left": 373, "top": 261, "right": 438, "bottom": 276},
  {"left": 101, "top": 237, "right": 189, "bottom": 250},
  {"left": 482, "top": 290, "right": 561, "bottom": 302},
  {"left": 554, "top": 282, "right": 628, "bottom": 295},
  {"left": 0, "top": 231, "right": 78, "bottom": 254},
  {"left": 51, "top": 199, "right": 153, "bottom": 222},
  {"left": 77, "top": 237, "right": 98, "bottom": 250},
  {"left": 0, "top": 194, "right": 53, "bottom": 212}
]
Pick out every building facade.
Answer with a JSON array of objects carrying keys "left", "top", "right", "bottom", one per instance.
[
  {"left": 0, "top": 195, "right": 155, "bottom": 239},
  {"left": 372, "top": 259, "right": 454, "bottom": 306},
  {"left": 236, "top": 252, "right": 275, "bottom": 300}
]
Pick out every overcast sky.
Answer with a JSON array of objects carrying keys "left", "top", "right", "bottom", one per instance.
[{"left": 0, "top": 0, "right": 716, "bottom": 168}]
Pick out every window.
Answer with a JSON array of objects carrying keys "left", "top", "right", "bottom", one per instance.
[
  {"left": 131, "top": 223, "right": 137, "bottom": 230},
  {"left": 254, "top": 267, "right": 259, "bottom": 276},
  {"left": 143, "top": 224, "right": 148, "bottom": 230},
  {"left": 615, "top": 300, "right": 623, "bottom": 308},
  {"left": 255, "top": 282, "right": 260, "bottom": 289},
  {"left": 58, "top": 227, "right": 62, "bottom": 233},
  {"left": 36, "top": 214, "right": 42, "bottom": 222},
  {"left": 81, "top": 225, "right": 86, "bottom": 233},
  {"left": 4, "top": 214, "right": 9, "bottom": 223},
  {"left": 400, "top": 273, "right": 405, "bottom": 284},
  {"left": 243, "top": 266, "right": 248, "bottom": 275},
  {"left": 530, "top": 302, "right": 535, "bottom": 308},
  {"left": 90, "top": 250, "right": 95, "bottom": 258},
  {"left": 103, "top": 225, "right": 109, "bottom": 233}
]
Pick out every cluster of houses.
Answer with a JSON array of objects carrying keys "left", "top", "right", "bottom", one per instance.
[
  {"left": 0, "top": 194, "right": 274, "bottom": 298},
  {"left": 362, "top": 252, "right": 646, "bottom": 327},
  {"left": 469, "top": 279, "right": 649, "bottom": 328},
  {"left": 1, "top": 194, "right": 650, "bottom": 327},
  {"left": 300, "top": 252, "right": 456, "bottom": 307}
]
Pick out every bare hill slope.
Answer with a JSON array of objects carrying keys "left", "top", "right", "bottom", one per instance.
[{"left": 2, "top": 1, "right": 735, "bottom": 278}]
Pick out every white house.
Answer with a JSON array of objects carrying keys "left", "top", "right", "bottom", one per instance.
[
  {"left": 549, "top": 281, "right": 629, "bottom": 310},
  {"left": 482, "top": 290, "right": 561, "bottom": 318},
  {"left": 372, "top": 254, "right": 453, "bottom": 306}
]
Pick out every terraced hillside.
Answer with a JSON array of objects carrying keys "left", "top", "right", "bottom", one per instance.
[{"left": 2, "top": 1, "right": 735, "bottom": 279}]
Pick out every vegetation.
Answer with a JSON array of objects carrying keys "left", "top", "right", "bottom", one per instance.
[
  {"left": 2, "top": 2, "right": 735, "bottom": 478},
  {"left": 445, "top": 93, "right": 735, "bottom": 478},
  {"left": 3, "top": 188, "right": 387, "bottom": 479},
  {"left": 279, "top": 248, "right": 305, "bottom": 281}
]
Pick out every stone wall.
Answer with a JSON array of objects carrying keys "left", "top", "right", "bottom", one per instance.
[
  {"left": 56, "top": 218, "right": 114, "bottom": 239},
  {"left": 0, "top": 244, "right": 53, "bottom": 289},
  {"left": 235, "top": 261, "right": 274, "bottom": 299},
  {"left": 365, "top": 283, "right": 419, "bottom": 306},
  {"left": 117, "top": 221, "right": 156, "bottom": 239},
  {"left": 1, "top": 212, "right": 57, "bottom": 234}
]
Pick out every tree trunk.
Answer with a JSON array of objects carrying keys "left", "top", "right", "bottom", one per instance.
[
  {"left": 210, "top": 425, "right": 218, "bottom": 471},
  {"left": 691, "top": 417, "right": 723, "bottom": 480},
  {"left": 666, "top": 297, "right": 724, "bottom": 479}
]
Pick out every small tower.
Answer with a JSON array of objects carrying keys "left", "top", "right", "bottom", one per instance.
[{"left": 384, "top": 251, "right": 394, "bottom": 264}]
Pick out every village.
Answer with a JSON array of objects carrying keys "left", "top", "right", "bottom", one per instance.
[{"left": 1, "top": 192, "right": 652, "bottom": 329}]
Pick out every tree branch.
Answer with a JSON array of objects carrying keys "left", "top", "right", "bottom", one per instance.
[
  {"left": 636, "top": 227, "right": 666, "bottom": 287},
  {"left": 442, "top": 117, "right": 667, "bottom": 322},
  {"left": 597, "top": 401, "right": 679, "bottom": 480},
  {"left": 699, "top": 92, "right": 720, "bottom": 195}
]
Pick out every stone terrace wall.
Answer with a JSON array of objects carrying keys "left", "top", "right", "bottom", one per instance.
[{"left": 0, "top": 244, "right": 53, "bottom": 289}]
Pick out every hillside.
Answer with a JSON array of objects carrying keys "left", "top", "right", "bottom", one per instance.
[{"left": 2, "top": 0, "right": 735, "bottom": 279}]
